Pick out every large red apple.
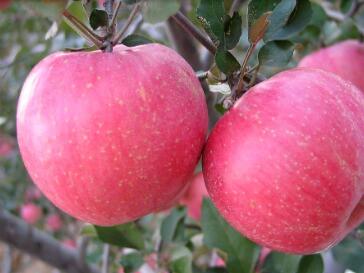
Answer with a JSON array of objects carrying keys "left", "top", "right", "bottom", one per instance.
[
  {"left": 17, "top": 44, "right": 208, "bottom": 226},
  {"left": 299, "top": 40, "right": 364, "bottom": 91},
  {"left": 203, "top": 68, "right": 364, "bottom": 254},
  {"left": 180, "top": 172, "right": 208, "bottom": 220}
]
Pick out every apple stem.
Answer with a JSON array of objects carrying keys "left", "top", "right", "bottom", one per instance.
[
  {"left": 103, "top": 0, "right": 115, "bottom": 52},
  {"left": 170, "top": 11, "right": 217, "bottom": 54},
  {"left": 62, "top": 11, "right": 104, "bottom": 49},
  {"left": 112, "top": 3, "right": 142, "bottom": 45}
]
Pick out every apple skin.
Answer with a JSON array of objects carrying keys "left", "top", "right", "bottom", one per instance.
[
  {"left": 180, "top": 172, "right": 208, "bottom": 220},
  {"left": 17, "top": 44, "right": 208, "bottom": 226},
  {"left": 203, "top": 68, "right": 364, "bottom": 254},
  {"left": 45, "top": 214, "right": 63, "bottom": 232},
  {"left": 20, "top": 203, "right": 42, "bottom": 225},
  {"left": 299, "top": 40, "right": 364, "bottom": 92}
]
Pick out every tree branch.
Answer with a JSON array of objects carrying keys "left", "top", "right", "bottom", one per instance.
[
  {"left": 1, "top": 245, "right": 12, "bottom": 273},
  {"left": 0, "top": 209, "right": 100, "bottom": 273},
  {"left": 169, "top": 11, "right": 217, "bottom": 54},
  {"left": 112, "top": 3, "right": 142, "bottom": 45}
]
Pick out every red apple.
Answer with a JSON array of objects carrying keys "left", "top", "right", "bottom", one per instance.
[
  {"left": 299, "top": 40, "right": 364, "bottom": 92},
  {"left": 20, "top": 203, "right": 42, "bottom": 224},
  {"left": 45, "top": 213, "right": 63, "bottom": 232},
  {"left": 0, "top": 0, "right": 11, "bottom": 10},
  {"left": 180, "top": 172, "right": 208, "bottom": 220},
  {"left": 17, "top": 44, "right": 208, "bottom": 226},
  {"left": 203, "top": 68, "right": 364, "bottom": 254}
]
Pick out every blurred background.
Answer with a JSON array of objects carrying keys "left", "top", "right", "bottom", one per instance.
[{"left": 0, "top": 0, "right": 364, "bottom": 273}]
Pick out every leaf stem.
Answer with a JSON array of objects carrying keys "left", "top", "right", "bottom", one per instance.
[
  {"left": 170, "top": 11, "right": 217, "bottom": 54},
  {"left": 110, "top": 0, "right": 123, "bottom": 28},
  {"left": 236, "top": 43, "right": 256, "bottom": 95},
  {"left": 63, "top": 10, "right": 103, "bottom": 49},
  {"left": 112, "top": 3, "right": 142, "bottom": 45}
]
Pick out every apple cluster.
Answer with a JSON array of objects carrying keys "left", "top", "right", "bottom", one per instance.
[{"left": 17, "top": 40, "right": 364, "bottom": 255}]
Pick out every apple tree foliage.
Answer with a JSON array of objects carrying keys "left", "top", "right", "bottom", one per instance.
[{"left": 0, "top": 0, "right": 364, "bottom": 273}]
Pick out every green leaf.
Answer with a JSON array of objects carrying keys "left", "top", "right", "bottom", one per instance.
[
  {"left": 120, "top": 252, "right": 144, "bottom": 273},
  {"left": 215, "top": 104, "right": 228, "bottom": 115},
  {"left": 309, "top": 3, "right": 328, "bottom": 28},
  {"left": 122, "top": 34, "right": 154, "bottom": 46},
  {"left": 296, "top": 254, "right": 324, "bottom": 273},
  {"left": 80, "top": 224, "right": 97, "bottom": 237},
  {"left": 264, "top": 0, "right": 313, "bottom": 42},
  {"left": 201, "top": 199, "right": 260, "bottom": 273},
  {"left": 264, "top": 0, "right": 297, "bottom": 40},
  {"left": 332, "top": 234, "right": 364, "bottom": 273},
  {"left": 258, "top": 40, "right": 294, "bottom": 67},
  {"left": 225, "top": 12, "right": 242, "bottom": 50},
  {"left": 247, "top": 0, "right": 280, "bottom": 29},
  {"left": 261, "top": 252, "right": 302, "bottom": 273},
  {"left": 170, "top": 246, "right": 193, "bottom": 273},
  {"left": 144, "top": 0, "right": 180, "bottom": 24},
  {"left": 95, "top": 223, "right": 145, "bottom": 250},
  {"left": 215, "top": 50, "right": 240, "bottom": 75},
  {"left": 62, "top": 1, "right": 92, "bottom": 42},
  {"left": 249, "top": 12, "right": 272, "bottom": 44},
  {"left": 89, "top": 9, "right": 108, "bottom": 30},
  {"left": 341, "top": 0, "right": 355, "bottom": 13},
  {"left": 197, "top": 0, "right": 242, "bottom": 50},
  {"left": 67, "top": 1, "right": 89, "bottom": 24},
  {"left": 197, "top": 0, "right": 226, "bottom": 49},
  {"left": 161, "top": 207, "right": 187, "bottom": 243}
]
